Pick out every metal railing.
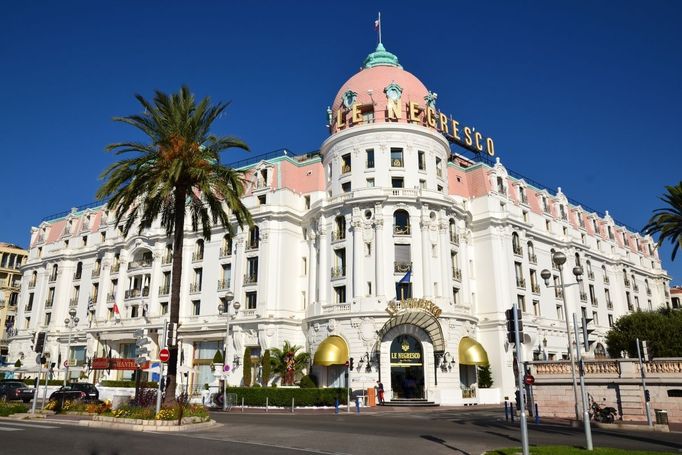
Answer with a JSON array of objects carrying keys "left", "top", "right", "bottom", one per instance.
[
  {"left": 243, "top": 274, "right": 258, "bottom": 285},
  {"left": 591, "top": 298, "right": 599, "bottom": 308},
  {"left": 528, "top": 253, "right": 537, "bottom": 264},
  {"left": 220, "top": 246, "right": 232, "bottom": 258},
  {"left": 331, "top": 231, "right": 346, "bottom": 242},
  {"left": 162, "top": 254, "right": 173, "bottom": 264},
  {"left": 192, "top": 251, "right": 204, "bottom": 262},
  {"left": 189, "top": 283, "right": 202, "bottom": 293},
  {"left": 516, "top": 277, "right": 526, "bottom": 289},
  {"left": 393, "top": 225, "right": 410, "bottom": 236},
  {"left": 330, "top": 266, "right": 346, "bottom": 279},
  {"left": 92, "top": 268, "right": 101, "bottom": 278},
  {"left": 587, "top": 271, "right": 595, "bottom": 280},
  {"left": 452, "top": 268, "right": 462, "bottom": 281},
  {"left": 513, "top": 245, "right": 523, "bottom": 256},
  {"left": 580, "top": 292, "right": 588, "bottom": 302},
  {"left": 246, "top": 241, "right": 259, "bottom": 251},
  {"left": 217, "top": 279, "right": 231, "bottom": 291},
  {"left": 531, "top": 283, "right": 540, "bottom": 294},
  {"left": 603, "top": 276, "right": 610, "bottom": 285},
  {"left": 394, "top": 261, "right": 412, "bottom": 273},
  {"left": 45, "top": 299, "right": 53, "bottom": 309},
  {"left": 159, "top": 285, "right": 170, "bottom": 296}
]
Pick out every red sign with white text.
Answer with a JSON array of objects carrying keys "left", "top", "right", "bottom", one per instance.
[{"left": 91, "top": 357, "right": 150, "bottom": 370}]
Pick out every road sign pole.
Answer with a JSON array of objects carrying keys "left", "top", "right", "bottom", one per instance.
[
  {"left": 156, "top": 320, "right": 167, "bottom": 415},
  {"left": 513, "top": 303, "right": 529, "bottom": 455},
  {"left": 636, "top": 338, "right": 653, "bottom": 428},
  {"left": 573, "top": 313, "right": 593, "bottom": 451}
]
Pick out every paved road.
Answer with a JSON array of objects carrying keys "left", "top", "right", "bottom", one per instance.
[{"left": 0, "top": 407, "right": 680, "bottom": 454}]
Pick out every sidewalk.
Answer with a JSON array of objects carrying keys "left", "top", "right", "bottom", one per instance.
[{"left": 209, "top": 403, "right": 502, "bottom": 415}]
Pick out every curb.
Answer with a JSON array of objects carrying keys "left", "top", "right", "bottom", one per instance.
[{"left": 78, "top": 419, "right": 218, "bottom": 433}]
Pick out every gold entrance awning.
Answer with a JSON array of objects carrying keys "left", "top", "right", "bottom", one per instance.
[
  {"left": 459, "top": 337, "right": 489, "bottom": 365},
  {"left": 313, "top": 336, "right": 349, "bottom": 366}
]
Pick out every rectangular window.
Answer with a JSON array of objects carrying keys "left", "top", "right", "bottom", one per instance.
[
  {"left": 341, "top": 182, "right": 351, "bottom": 193},
  {"left": 436, "top": 157, "right": 443, "bottom": 178},
  {"left": 453, "top": 287, "right": 459, "bottom": 305},
  {"left": 592, "top": 311, "right": 599, "bottom": 325},
  {"left": 390, "top": 148, "right": 404, "bottom": 167},
  {"left": 192, "top": 300, "right": 200, "bottom": 316},
  {"left": 419, "top": 179, "right": 426, "bottom": 190},
  {"left": 608, "top": 314, "right": 614, "bottom": 327},
  {"left": 246, "top": 291, "right": 257, "bottom": 309},
  {"left": 395, "top": 282, "right": 412, "bottom": 300},
  {"left": 366, "top": 149, "right": 375, "bottom": 168},
  {"left": 161, "top": 302, "right": 168, "bottom": 315},
  {"left": 533, "top": 299, "right": 540, "bottom": 316},
  {"left": 366, "top": 178, "right": 375, "bottom": 187},
  {"left": 517, "top": 294, "right": 526, "bottom": 313},
  {"left": 44, "top": 312, "right": 51, "bottom": 326},
  {"left": 418, "top": 151, "right": 426, "bottom": 170},
  {"left": 341, "top": 154, "right": 351, "bottom": 174},
  {"left": 334, "top": 286, "right": 346, "bottom": 304},
  {"left": 304, "top": 195, "right": 310, "bottom": 209},
  {"left": 556, "top": 305, "right": 564, "bottom": 320},
  {"left": 391, "top": 177, "right": 404, "bottom": 188}
]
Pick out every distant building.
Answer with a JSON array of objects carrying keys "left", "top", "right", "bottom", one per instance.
[
  {"left": 670, "top": 286, "right": 682, "bottom": 309},
  {"left": 0, "top": 243, "right": 27, "bottom": 363},
  {"left": 7, "top": 43, "right": 672, "bottom": 404}
]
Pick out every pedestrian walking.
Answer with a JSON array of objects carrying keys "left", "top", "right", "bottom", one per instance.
[{"left": 377, "top": 381, "right": 385, "bottom": 405}]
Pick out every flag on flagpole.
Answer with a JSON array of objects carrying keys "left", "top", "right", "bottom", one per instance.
[
  {"left": 374, "top": 12, "right": 382, "bottom": 44},
  {"left": 113, "top": 302, "right": 121, "bottom": 320},
  {"left": 398, "top": 271, "right": 411, "bottom": 283}
]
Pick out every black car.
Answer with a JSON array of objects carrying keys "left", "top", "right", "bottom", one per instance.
[
  {"left": 0, "top": 381, "right": 35, "bottom": 403},
  {"left": 49, "top": 383, "right": 99, "bottom": 402}
]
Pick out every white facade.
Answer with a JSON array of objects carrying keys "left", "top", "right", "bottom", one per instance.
[{"left": 7, "top": 44, "right": 671, "bottom": 404}]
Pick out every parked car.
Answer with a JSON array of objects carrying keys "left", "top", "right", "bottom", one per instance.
[
  {"left": 0, "top": 381, "right": 35, "bottom": 403},
  {"left": 49, "top": 383, "right": 100, "bottom": 402}
]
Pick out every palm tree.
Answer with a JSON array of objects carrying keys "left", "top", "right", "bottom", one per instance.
[
  {"left": 269, "top": 341, "right": 311, "bottom": 386},
  {"left": 97, "top": 86, "right": 253, "bottom": 404},
  {"left": 643, "top": 182, "right": 682, "bottom": 260}
]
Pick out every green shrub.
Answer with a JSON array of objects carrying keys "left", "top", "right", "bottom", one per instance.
[
  {"left": 299, "top": 375, "right": 317, "bottom": 388},
  {"left": 0, "top": 402, "right": 28, "bottom": 417},
  {"left": 477, "top": 364, "right": 494, "bottom": 388},
  {"left": 243, "top": 347, "right": 252, "bottom": 387},
  {"left": 262, "top": 350, "right": 271, "bottom": 386},
  {"left": 23, "top": 379, "right": 67, "bottom": 386},
  {"left": 226, "top": 387, "right": 348, "bottom": 406},
  {"left": 99, "top": 380, "right": 158, "bottom": 388}
]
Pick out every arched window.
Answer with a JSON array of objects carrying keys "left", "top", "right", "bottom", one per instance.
[
  {"left": 164, "top": 244, "right": 173, "bottom": 263},
  {"left": 527, "top": 241, "right": 536, "bottom": 263},
  {"left": 249, "top": 226, "right": 260, "bottom": 249},
  {"left": 574, "top": 253, "right": 581, "bottom": 267},
  {"left": 50, "top": 264, "right": 58, "bottom": 281},
  {"left": 449, "top": 219, "right": 457, "bottom": 243},
  {"left": 75, "top": 261, "right": 83, "bottom": 279},
  {"left": 221, "top": 235, "right": 232, "bottom": 257},
  {"left": 393, "top": 210, "right": 410, "bottom": 235},
  {"left": 550, "top": 249, "right": 557, "bottom": 270},
  {"left": 512, "top": 232, "right": 521, "bottom": 255},
  {"left": 194, "top": 239, "right": 204, "bottom": 261},
  {"left": 334, "top": 216, "right": 346, "bottom": 241}
]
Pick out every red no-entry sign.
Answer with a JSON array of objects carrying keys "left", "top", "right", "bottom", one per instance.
[
  {"left": 523, "top": 374, "right": 535, "bottom": 386},
  {"left": 159, "top": 348, "right": 170, "bottom": 363}
]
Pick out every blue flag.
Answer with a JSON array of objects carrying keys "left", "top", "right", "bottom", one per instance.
[{"left": 399, "top": 271, "right": 411, "bottom": 283}]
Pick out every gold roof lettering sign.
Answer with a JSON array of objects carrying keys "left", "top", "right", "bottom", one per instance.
[{"left": 386, "top": 298, "right": 442, "bottom": 318}]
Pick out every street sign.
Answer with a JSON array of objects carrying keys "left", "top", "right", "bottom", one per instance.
[
  {"left": 137, "top": 347, "right": 150, "bottom": 355},
  {"left": 159, "top": 348, "right": 170, "bottom": 363},
  {"left": 223, "top": 364, "right": 231, "bottom": 372},
  {"left": 63, "top": 360, "right": 69, "bottom": 368},
  {"left": 133, "top": 329, "right": 145, "bottom": 338},
  {"left": 523, "top": 374, "right": 535, "bottom": 386},
  {"left": 135, "top": 357, "right": 146, "bottom": 367},
  {"left": 136, "top": 338, "right": 150, "bottom": 347}
]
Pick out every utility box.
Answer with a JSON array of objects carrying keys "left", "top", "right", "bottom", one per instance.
[
  {"left": 367, "top": 387, "right": 376, "bottom": 407},
  {"left": 655, "top": 409, "right": 669, "bottom": 425}
]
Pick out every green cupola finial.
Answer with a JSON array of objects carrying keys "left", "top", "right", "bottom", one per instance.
[{"left": 362, "top": 43, "right": 402, "bottom": 69}]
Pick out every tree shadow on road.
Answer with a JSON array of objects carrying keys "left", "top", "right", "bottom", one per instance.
[{"left": 420, "top": 435, "right": 472, "bottom": 454}]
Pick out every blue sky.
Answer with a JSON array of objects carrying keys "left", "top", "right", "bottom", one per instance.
[{"left": 2, "top": 1, "right": 681, "bottom": 281}]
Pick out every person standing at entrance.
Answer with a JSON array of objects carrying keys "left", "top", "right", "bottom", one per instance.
[{"left": 377, "top": 381, "right": 385, "bottom": 405}]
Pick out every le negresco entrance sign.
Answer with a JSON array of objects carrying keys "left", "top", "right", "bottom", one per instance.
[{"left": 386, "top": 298, "right": 442, "bottom": 318}]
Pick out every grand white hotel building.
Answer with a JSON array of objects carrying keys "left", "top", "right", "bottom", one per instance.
[{"left": 8, "top": 43, "right": 671, "bottom": 404}]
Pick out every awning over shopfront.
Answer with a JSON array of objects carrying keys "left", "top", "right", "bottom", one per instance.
[
  {"left": 458, "top": 337, "right": 489, "bottom": 365},
  {"left": 313, "top": 336, "right": 349, "bottom": 366},
  {"left": 376, "top": 309, "right": 445, "bottom": 353}
]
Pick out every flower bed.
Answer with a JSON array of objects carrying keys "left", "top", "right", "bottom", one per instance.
[
  {"left": 226, "top": 387, "right": 349, "bottom": 406},
  {"left": 0, "top": 402, "right": 28, "bottom": 417}
]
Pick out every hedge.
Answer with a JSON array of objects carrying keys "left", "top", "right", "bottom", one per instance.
[
  {"left": 22, "top": 379, "right": 64, "bottom": 386},
  {"left": 226, "top": 387, "right": 349, "bottom": 406},
  {"left": 99, "top": 380, "right": 158, "bottom": 388}
]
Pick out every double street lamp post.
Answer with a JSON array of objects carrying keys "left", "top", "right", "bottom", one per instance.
[
  {"left": 218, "top": 291, "right": 240, "bottom": 412},
  {"left": 63, "top": 308, "right": 79, "bottom": 387}
]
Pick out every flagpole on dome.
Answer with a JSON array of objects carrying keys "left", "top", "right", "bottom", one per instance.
[{"left": 375, "top": 12, "right": 382, "bottom": 45}]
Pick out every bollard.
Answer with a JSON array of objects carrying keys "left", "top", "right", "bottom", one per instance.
[
  {"left": 266, "top": 397, "right": 269, "bottom": 413},
  {"left": 511, "top": 403, "right": 515, "bottom": 423},
  {"left": 504, "top": 401, "right": 509, "bottom": 422},
  {"left": 241, "top": 397, "right": 244, "bottom": 413},
  {"left": 292, "top": 397, "right": 295, "bottom": 413},
  {"left": 356, "top": 396, "right": 360, "bottom": 415},
  {"left": 534, "top": 403, "right": 540, "bottom": 424},
  {"left": 335, "top": 398, "right": 340, "bottom": 415}
]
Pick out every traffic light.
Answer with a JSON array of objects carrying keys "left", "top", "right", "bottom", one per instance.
[
  {"left": 349, "top": 357, "right": 354, "bottom": 371},
  {"left": 167, "top": 322, "right": 178, "bottom": 347},
  {"left": 581, "top": 316, "right": 596, "bottom": 352},
  {"left": 505, "top": 308, "right": 523, "bottom": 344},
  {"left": 33, "top": 331, "right": 46, "bottom": 353},
  {"left": 644, "top": 389, "right": 651, "bottom": 402}
]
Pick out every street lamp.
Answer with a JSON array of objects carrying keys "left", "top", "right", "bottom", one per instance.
[
  {"left": 63, "top": 308, "right": 79, "bottom": 387},
  {"left": 218, "top": 292, "right": 240, "bottom": 412},
  {"left": 540, "top": 251, "right": 581, "bottom": 422}
]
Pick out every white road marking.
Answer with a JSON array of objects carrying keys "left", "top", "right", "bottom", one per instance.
[
  {"left": 0, "top": 426, "right": 22, "bottom": 431},
  {"left": 0, "top": 421, "right": 59, "bottom": 429}
]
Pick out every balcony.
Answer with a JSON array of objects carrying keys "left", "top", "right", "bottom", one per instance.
[
  {"left": 603, "top": 276, "right": 610, "bottom": 285},
  {"left": 25, "top": 304, "right": 32, "bottom": 312},
  {"left": 627, "top": 303, "right": 634, "bottom": 311},
  {"left": 394, "top": 261, "right": 412, "bottom": 273},
  {"left": 330, "top": 266, "right": 346, "bottom": 279},
  {"left": 88, "top": 296, "right": 97, "bottom": 306},
  {"left": 436, "top": 168, "right": 443, "bottom": 178},
  {"left": 45, "top": 299, "right": 53, "bottom": 309},
  {"left": 111, "top": 263, "right": 120, "bottom": 273},
  {"left": 528, "top": 253, "right": 537, "bottom": 264},
  {"left": 217, "top": 279, "right": 231, "bottom": 291},
  {"left": 124, "top": 287, "right": 150, "bottom": 299},
  {"left": 531, "top": 283, "right": 540, "bottom": 294},
  {"left": 516, "top": 277, "right": 526, "bottom": 289},
  {"left": 331, "top": 231, "right": 346, "bottom": 242},
  {"left": 552, "top": 263, "right": 559, "bottom": 271},
  {"left": 69, "top": 297, "right": 78, "bottom": 307},
  {"left": 393, "top": 225, "right": 410, "bottom": 236},
  {"left": 246, "top": 241, "right": 259, "bottom": 251},
  {"left": 162, "top": 254, "right": 173, "bottom": 265},
  {"left": 513, "top": 245, "right": 523, "bottom": 256},
  {"left": 452, "top": 268, "right": 462, "bottom": 281},
  {"left": 219, "top": 246, "right": 232, "bottom": 258},
  {"left": 189, "top": 283, "right": 202, "bottom": 293},
  {"left": 580, "top": 292, "right": 588, "bottom": 302},
  {"left": 159, "top": 285, "right": 170, "bottom": 296},
  {"left": 243, "top": 274, "right": 258, "bottom": 285},
  {"left": 449, "top": 233, "right": 459, "bottom": 245},
  {"left": 48, "top": 274, "right": 57, "bottom": 283},
  {"left": 106, "top": 293, "right": 115, "bottom": 303},
  {"left": 192, "top": 251, "right": 204, "bottom": 262},
  {"left": 128, "top": 260, "right": 152, "bottom": 271},
  {"left": 520, "top": 195, "right": 528, "bottom": 205},
  {"left": 587, "top": 271, "right": 595, "bottom": 280}
]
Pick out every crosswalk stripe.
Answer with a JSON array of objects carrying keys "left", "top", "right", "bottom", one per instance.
[{"left": 0, "top": 426, "right": 22, "bottom": 432}]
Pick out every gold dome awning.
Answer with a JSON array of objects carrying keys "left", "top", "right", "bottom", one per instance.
[
  {"left": 459, "top": 337, "right": 489, "bottom": 366},
  {"left": 313, "top": 336, "right": 349, "bottom": 366}
]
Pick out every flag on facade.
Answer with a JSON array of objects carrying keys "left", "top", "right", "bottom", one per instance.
[
  {"left": 113, "top": 302, "right": 121, "bottom": 320},
  {"left": 399, "top": 271, "right": 411, "bottom": 283}
]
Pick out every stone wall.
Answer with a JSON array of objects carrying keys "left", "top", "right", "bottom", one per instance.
[{"left": 526, "top": 359, "right": 682, "bottom": 424}]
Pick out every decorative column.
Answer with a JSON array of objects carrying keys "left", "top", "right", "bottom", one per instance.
[
  {"left": 318, "top": 221, "right": 328, "bottom": 307},
  {"left": 375, "top": 211, "right": 385, "bottom": 299},
  {"left": 233, "top": 235, "right": 245, "bottom": 305},
  {"left": 308, "top": 232, "right": 318, "bottom": 309},
  {"left": 352, "top": 218, "right": 364, "bottom": 300},
  {"left": 439, "top": 219, "right": 451, "bottom": 300},
  {"left": 420, "top": 217, "right": 432, "bottom": 298}
]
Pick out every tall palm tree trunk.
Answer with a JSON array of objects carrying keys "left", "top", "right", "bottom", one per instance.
[{"left": 164, "top": 187, "right": 187, "bottom": 405}]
